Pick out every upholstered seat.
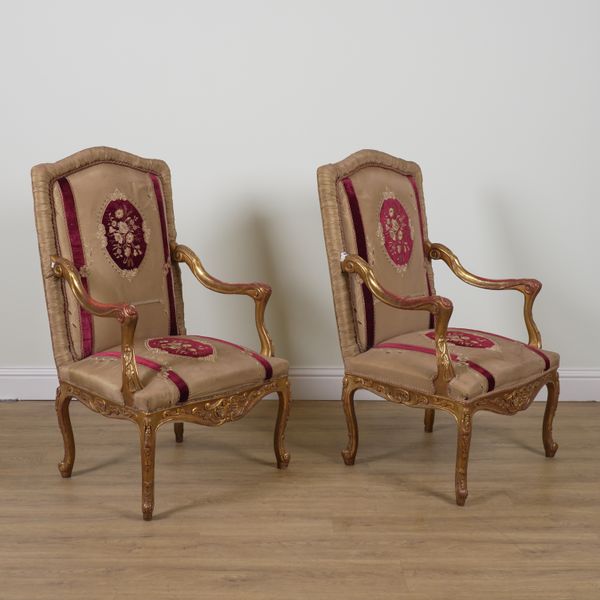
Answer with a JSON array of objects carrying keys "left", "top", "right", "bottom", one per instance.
[
  {"left": 32, "top": 147, "right": 291, "bottom": 520},
  {"left": 61, "top": 335, "right": 289, "bottom": 411},
  {"left": 346, "top": 328, "right": 558, "bottom": 402},
  {"left": 317, "top": 149, "right": 560, "bottom": 506}
]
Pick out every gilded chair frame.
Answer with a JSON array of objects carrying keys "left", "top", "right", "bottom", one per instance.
[
  {"left": 318, "top": 150, "right": 559, "bottom": 506},
  {"left": 33, "top": 148, "right": 290, "bottom": 520}
]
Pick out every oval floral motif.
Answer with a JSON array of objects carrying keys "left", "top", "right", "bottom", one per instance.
[
  {"left": 101, "top": 199, "right": 147, "bottom": 271},
  {"left": 146, "top": 337, "right": 214, "bottom": 359},
  {"left": 378, "top": 197, "right": 413, "bottom": 269},
  {"left": 425, "top": 329, "right": 495, "bottom": 349}
]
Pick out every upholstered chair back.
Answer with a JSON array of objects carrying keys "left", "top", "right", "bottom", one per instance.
[
  {"left": 318, "top": 150, "right": 436, "bottom": 359},
  {"left": 32, "top": 147, "right": 186, "bottom": 368}
]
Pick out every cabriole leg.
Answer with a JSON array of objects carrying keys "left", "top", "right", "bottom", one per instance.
[
  {"left": 56, "top": 385, "right": 75, "bottom": 478},
  {"left": 424, "top": 408, "right": 435, "bottom": 433},
  {"left": 139, "top": 419, "right": 157, "bottom": 521},
  {"left": 543, "top": 374, "right": 560, "bottom": 458},
  {"left": 341, "top": 376, "right": 359, "bottom": 466},
  {"left": 274, "top": 379, "right": 291, "bottom": 469},
  {"left": 174, "top": 422, "right": 184, "bottom": 443},
  {"left": 455, "top": 409, "right": 473, "bottom": 506}
]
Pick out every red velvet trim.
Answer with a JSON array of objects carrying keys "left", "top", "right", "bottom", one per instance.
[
  {"left": 425, "top": 329, "right": 494, "bottom": 349},
  {"left": 525, "top": 345, "right": 551, "bottom": 371},
  {"left": 149, "top": 173, "right": 177, "bottom": 336},
  {"left": 407, "top": 175, "right": 434, "bottom": 330},
  {"left": 101, "top": 198, "right": 147, "bottom": 270},
  {"left": 194, "top": 336, "right": 273, "bottom": 380},
  {"left": 342, "top": 177, "right": 375, "bottom": 349},
  {"left": 379, "top": 197, "right": 414, "bottom": 267},
  {"left": 375, "top": 342, "right": 496, "bottom": 392},
  {"left": 58, "top": 177, "right": 94, "bottom": 358},
  {"left": 95, "top": 351, "right": 189, "bottom": 403},
  {"left": 459, "top": 328, "right": 551, "bottom": 371},
  {"left": 147, "top": 336, "right": 213, "bottom": 358}
]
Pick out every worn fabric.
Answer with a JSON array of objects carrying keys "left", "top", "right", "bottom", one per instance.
[
  {"left": 317, "top": 150, "right": 435, "bottom": 359},
  {"left": 345, "top": 328, "right": 559, "bottom": 401},
  {"left": 60, "top": 335, "right": 288, "bottom": 412},
  {"left": 32, "top": 147, "right": 186, "bottom": 367}
]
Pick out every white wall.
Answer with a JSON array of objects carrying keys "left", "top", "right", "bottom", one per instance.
[{"left": 0, "top": 1, "right": 598, "bottom": 397}]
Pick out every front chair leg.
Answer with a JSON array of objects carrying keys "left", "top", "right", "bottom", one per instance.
[
  {"left": 455, "top": 408, "right": 473, "bottom": 506},
  {"left": 424, "top": 408, "right": 435, "bottom": 432},
  {"left": 174, "top": 422, "right": 184, "bottom": 443},
  {"left": 341, "top": 375, "right": 359, "bottom": 466},
  {"left": 543, "top": 373, "right": 560, "bottom": 457},
  {"left": 55, "top": 385, "right": 75, "bottom": 478},
  {"left": 139, "top": 419, "right": 157, "bottom": 521},
  {"left": 274, "top": 379, "right": 291, "bottom": 469}
]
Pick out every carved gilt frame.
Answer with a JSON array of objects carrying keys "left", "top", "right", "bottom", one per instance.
[
  {"left": 33, "top": 147, "right": 291, "bottom": 521},
  {"left": 318, "top": 149, "right": 560, "bottom": 506}
]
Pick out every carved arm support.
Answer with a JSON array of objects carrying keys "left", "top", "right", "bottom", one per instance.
[
  {"left": 50, "top": 256, "right": 143, "bottom": 406},
  {"left": 341, "top": 253, "right": 455, "bottom": 395},
  {"left": 171, "top": 243, "right": 274, "bottom": 357},
  {"left": 427, "top": 242, "right": 542, "bottom": 348}
]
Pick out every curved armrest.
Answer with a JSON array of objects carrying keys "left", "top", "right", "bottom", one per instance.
[
  {"left": 428, "top": 242, "right": 542, "bottom": 348},
  {"left": 50, "top": 256, "right": 143, "bottom": 406},
  {"left": 341, "top": 253, "right": 455, "bottom": 395},
  {"left": 171, "top": 244, "right": 274, "bottom": 357}
]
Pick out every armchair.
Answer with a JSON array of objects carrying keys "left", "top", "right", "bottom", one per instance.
[
  {"left": 318, "top": 149, "right": 559, "bottom": 505},
  {"left": 32, "top": 147, "right": 290, "bottom": 520}
]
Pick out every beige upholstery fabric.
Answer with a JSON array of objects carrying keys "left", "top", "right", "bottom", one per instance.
[
  {"left": 33, "top": 147, "right": 286, "bottom": 414},
  {"left": 51, "top": 164, "right": 174, "bottom": 357},
  {"left": 346, "top": 328, "right": 559, "bottom": 402},
  {"left": 60, "top": 336, "right": 288, "bottom": 412},
  {"left": 318, "top": 150, "right": 435, "bottom": 360},
  {"left": 318, "top": 149, "right": 559, "bottom": 402},
  {"left": 32, "top": 147, "right": 186, "bottom": 368},
  {"left": 338, "top": 166, "right": 434, "bottom": 349}
]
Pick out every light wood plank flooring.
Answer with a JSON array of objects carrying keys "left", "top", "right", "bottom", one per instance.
[{"left": 0, "top": 400, "right": 598, "bottom": 599}]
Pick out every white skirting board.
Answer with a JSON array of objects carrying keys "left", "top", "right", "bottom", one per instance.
[{"left": 0, "top": 366, "right": 598, "bottom": 401}]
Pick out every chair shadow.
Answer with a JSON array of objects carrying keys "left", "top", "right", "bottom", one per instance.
[{"left": 72, "top": 450, "right": 131, "bottom": 476}]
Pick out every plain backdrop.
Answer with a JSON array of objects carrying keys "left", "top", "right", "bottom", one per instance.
[{"left": 0, "top": 0, "right": 598, "bottom": 374}]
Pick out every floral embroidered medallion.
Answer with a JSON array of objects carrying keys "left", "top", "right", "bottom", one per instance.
[
  {"left": 378, "top": 197, "right": 413, "bottom": 271},
  {"left": 98, "top": 194, "right": 149, "bottom": 277},
  {"left": 146, "top": 337, "right": 215, "bottom": 359},
  {"left": 425, "top": 329, "right": 495, "bottom": 349}
]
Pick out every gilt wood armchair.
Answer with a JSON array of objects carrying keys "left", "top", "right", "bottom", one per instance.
[
  {"left": 317, "top": 149, "right": 559, "bottom": 505},
  {"left": 32, "top": 147, "right": 290, "bottom": 520}
]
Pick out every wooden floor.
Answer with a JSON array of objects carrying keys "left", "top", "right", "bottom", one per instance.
[{"left": 0, "top": 400, "right": 598, "bottom": 599}]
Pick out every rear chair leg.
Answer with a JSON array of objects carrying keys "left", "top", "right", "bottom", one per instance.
[
  {"left": 139, "top": 420, "right": 157, "bottom": 521},
  {"left": 55, "top": 385, "right": 75, "bottom": 478},
  {"left": 274, "top": 379, "right": 291, "bottom": 469},
  {"left": 424, "top": 408, "right": 435, "bottom": 432},
  {"left": 174, "top": 422, "right": 184, "bottom": 443},
  {"left": 341, "top": 376, "right": 358, "bottom": 466},
  {"left": 455, "top": 408, "right": 473, "bottom": 506},
  {"left": 543, "top": 374, "right": 560, "bottom": 457}
]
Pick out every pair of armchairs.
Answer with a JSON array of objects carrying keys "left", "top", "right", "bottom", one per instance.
[{"left": 32, "top": 147, "right": 559, "bottom": 519}]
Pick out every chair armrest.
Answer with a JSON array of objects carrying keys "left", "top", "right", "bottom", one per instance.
[
  {"left": 428, "top": 242, "right": 542, "bottom": 348},
  {"left": 171, "top": 244, "right": 274, "bottom": 357},
  {"left": 50, "top": 256, "right": 143, "bottom": 405},
  {"left": 341, "top": 253, "right": 455, "bottom": 395}
]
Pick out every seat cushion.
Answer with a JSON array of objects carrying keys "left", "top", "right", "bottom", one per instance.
[
  {"left": 345, "top": 328, "right": 559, "bottom": 401},
  {"left": 60, "top": 335, "right": 288, "bottom": 412}
]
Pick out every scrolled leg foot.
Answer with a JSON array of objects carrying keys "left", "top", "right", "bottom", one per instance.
[
  {"left": 341, "top": 376, "right": 358, "bottom": 466},
  {"left": 424, "top": 408, "right": 435, "bottom": 433},
  {"left": 543, "top": 375, "right": 560, "bottom": 458},
  {"left": 55, "top": 386, "right": 75, "bottom": 478},
  {"left": 174, "top": 422, "right": 184, "bottom": 444},
  {"left": 139, "top": 420, "right": 157, "bottom": 521},
  {"left": 455, "top": 409, "right": 473, "bottom": 506},
  {"left": 274, "top": 379, "right": 291, "bottom": 469}
]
